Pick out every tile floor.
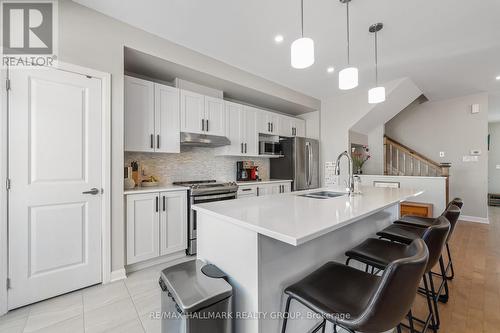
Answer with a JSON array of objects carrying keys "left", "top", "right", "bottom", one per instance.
[{"left": 0, "top": 256, "right": 194, "bottom": 333}]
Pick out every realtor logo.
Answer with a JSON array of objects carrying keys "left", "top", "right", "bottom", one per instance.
[{"left": 1, "top": 0, "right": 58, "bottom": 67}]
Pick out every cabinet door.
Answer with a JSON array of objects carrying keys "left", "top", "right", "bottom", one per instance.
[
  {"left": 257, "top": 110, "right": 272, "bottom": 135},
  {"left": 270, "top": 184, "right": 282, "bottom": 195},
  {"left": 160, "top": 191, "right": 188, "bottom": 256},
  {"left": 225, "top": 102, "right": 244, "bottom": 154},
  {"left": 243, "top": 106, "right": 258, "bottom": 155},
  {"left": 155, "top": 84, "right": 180, "bottom": 153},
  {"left": 282, "top": 182, "right": 292, "bottom": 193},
  {"left": 279, "top": 116, "right": 293, "bottom": 137},
  {"left": 180, "top": 90, "right": 205, "bottom": 134},
  {"left": 205, "top": 96, "right": 225, "bottom": 136},
  {"left": 269, "top": 113, "right": 280, "bottom": 135},
  {"left": 294, "top": 118, "right": 306, "bottom": 137},
  {"left": 126, "top": 193, "right": 160, "bottom": 264},
  {"left": 256, "top": 184, "right": 272, "bottom": 196},
  {"left": 237, "top": 185, "right": 258, "bottom": 197},
  {"left": 125, "top": 76, "right": 155, "bottom": 152}
]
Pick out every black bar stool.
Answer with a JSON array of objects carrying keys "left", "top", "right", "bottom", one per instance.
[
  {"left": 345, "top": 216, "right": 450, "bottom": 333},
  {"left": 281, "top": 239, "right": 429, "bottom": 333},
  {"left": 394, "top": 198, "right": 463, "bottom": 281}
]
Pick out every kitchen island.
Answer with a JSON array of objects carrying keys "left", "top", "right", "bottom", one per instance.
[{"left": 193, "top": 186, "right": 423, "bottom": 333}]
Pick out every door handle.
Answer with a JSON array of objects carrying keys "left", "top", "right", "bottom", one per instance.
[
  {"left": 163, "top": 196, "right": 166, "bottom": 211},
  {"left": 244, "top": 143, "right": 247, "bottom": 153},
  {"left": 201, "top": 119, "right": 205, "bottom": 131},
  {"left": 82, "top": 188, "right": 99, "bottom": 195},
  {"left": 157, "top": 135, "right": 160, "bottom": 149},
  {"left": 150, "top": 134, "right": 154, "bottom": 149},
  {"left": 206, "top": 119, "right": 209, "bottom": 132},
  {"left": 241, "top": 143, "right": 244, "bottom": 153},
  {"left": 271, "top": 122, "right": 273, "bottom": 132},
  {"left": 257, "top": 187, "right": 260, "bottom": 196},
  {"left": 156, "top": 196, "right": 159, "bottom": 212}
]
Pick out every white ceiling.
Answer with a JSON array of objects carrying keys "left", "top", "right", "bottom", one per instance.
[{"left": 74, "top": 0, "right": 500, "bottom": 102}]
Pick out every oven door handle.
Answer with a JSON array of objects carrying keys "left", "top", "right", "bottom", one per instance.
[{"left": 192, "top": 192, "right": 238, "bottom": 201}]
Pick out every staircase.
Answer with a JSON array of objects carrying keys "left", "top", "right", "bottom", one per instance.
[{"left": 384, "top": 135, "right": 450, "bottom": 202}]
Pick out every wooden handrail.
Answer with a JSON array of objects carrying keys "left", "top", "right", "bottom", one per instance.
[{"left": 384, "top": 135, "right": 448, "bottom": 171}]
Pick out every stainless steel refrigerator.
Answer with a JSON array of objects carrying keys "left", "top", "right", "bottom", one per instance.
[{"left": 270, "top": 137, "right": 319, "bottom": 191}]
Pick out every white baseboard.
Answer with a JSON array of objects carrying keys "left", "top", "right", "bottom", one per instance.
[
  {"left": 459, "top": 215, "right": 489, "bottom": 224},
  {"left": 109, "top": 268, "right": 127, "bottom": 282}
]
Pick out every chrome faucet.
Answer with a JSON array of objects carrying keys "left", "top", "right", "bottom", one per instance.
[{"left": 335, "top": 150, "right": 355, "bottom": 194}]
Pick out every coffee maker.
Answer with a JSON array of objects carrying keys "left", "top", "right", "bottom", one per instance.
[{"left": 237, "top": 161, "right": 259, "bottom": 181}]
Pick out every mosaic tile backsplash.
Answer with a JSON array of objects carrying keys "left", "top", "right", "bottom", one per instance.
[{"left": 125, "top": 147, "right": 270, "bottom": 184}]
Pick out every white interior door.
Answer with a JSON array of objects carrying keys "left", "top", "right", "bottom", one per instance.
[{"left": 8, "top": 67, "right": 103, "bottom": 309}]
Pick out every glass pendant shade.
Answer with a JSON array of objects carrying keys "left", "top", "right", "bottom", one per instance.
[
  {"left": 338, "top": 67, "right": 359, "bottom": 90},
  {"left": 368, "top": 86, "right": 386, "bottom": 104},
  {"left": 291, "top": 37, "right": 315, "bottom": 69}
]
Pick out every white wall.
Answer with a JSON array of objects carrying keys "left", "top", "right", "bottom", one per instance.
[
  {"left": 364, "top": 125, "right": 385, "bottom": 175},
  {"left": 488, "top": 122, "right": 500, "bottom": 194},
  {"left": 58, "top": 0, "right": 319, "bottom": 272},
  {"left": 385, "top": 93, "right": 489, "bottom": 219}
]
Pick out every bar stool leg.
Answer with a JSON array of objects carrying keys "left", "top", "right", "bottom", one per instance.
[
  {"left": 422, "top": 274, "right": 438, "bottom": 333},
  {"left": 438, "top": 256, "right": 450, "bottom": 303},
  {"left": 281, "top": 296, "right": 292, "bottom": 333},
  {"left": 427, "top": 272, "right": 441, "bottom": 330},
  {"left": 445, "top": 243, "right": 455, "bottom": 280}
]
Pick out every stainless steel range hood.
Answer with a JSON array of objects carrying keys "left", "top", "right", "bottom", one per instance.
[{"left": 180, "top": 132, "right": 231, "bottom": 147}]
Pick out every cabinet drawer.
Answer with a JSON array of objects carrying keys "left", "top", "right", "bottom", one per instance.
[{"left": 238, "top": 186, "right": 257, "bottom": 197}]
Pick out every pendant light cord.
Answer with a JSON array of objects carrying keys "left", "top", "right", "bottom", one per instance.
[
  {"left": 375, "top": 30, "right": 378, "bottom": 85},
  {"left": 346, "top": 1, "right": 350, "bottom": 64},
  {"left": 301, "top": 0, "right": 304, "bottom": 37}
]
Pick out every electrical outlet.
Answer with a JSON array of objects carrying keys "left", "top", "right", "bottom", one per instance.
[{"left": 439, "top": 152, "right": 445, "bottom": 158}]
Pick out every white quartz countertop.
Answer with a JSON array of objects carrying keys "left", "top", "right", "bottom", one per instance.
[
  {"left": 236, "top": 179, "right": 293, "bottom": 185},
  {"left": 193, "top": 186, "right": 423, "bottom": 246},
  {"left": 124, "top": 185, "right": 189, "bottom": 195}
]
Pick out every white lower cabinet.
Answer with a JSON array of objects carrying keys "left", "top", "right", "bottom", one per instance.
[
  {"left": 126, "top": 190, "right": 187, "bottom": 265},
  {"left": 237, "top": 182, "right": 292, "bottom": 198}
]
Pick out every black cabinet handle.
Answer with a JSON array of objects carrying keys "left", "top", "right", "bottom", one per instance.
[
  {"left": 206, "top": 119, "right": 209, "bottom": 132},
  {"left": 268, "top": 122, "right": 270, "bottom": 132},
  {"left": 201, "top": 119, "right": 205, "bottom": 131},
  {"left": 150, "top": 134, "right": 154, "bottom": 148},
  {"left": 163, "top": 196, "right": 166, "bottom": 211},
  {"left": 157, "top": 135, "right": 160, "bottom": 149},
  {"left": 155, "top": 196, "right": 159, "bottom": 212},
  {"left": 242, "top": 188, "right": 252, "bottom": 192},
  {"left": 271, "top": 123, "right": 274, "bottom": 132},
  {"left": 257, "top": 187, "right": 260, "bottom": 196},
  {"left": 244, "top": 143, "right": 247, "bottom": 153},
  {"left": 241, "top": 143, "right": 244, "bottom": 153}
]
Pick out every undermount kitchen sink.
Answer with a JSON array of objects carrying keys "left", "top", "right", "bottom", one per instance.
[{"left": 298, "top": 191, "right": 347, "bottom": 199}]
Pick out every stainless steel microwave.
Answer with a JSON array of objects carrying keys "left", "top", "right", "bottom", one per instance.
[{"left": 259, "top": 141, "right": 282, "bottom": 155}]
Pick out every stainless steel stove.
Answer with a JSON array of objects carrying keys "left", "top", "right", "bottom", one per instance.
[{"left": 173, "top": 180, "right": 238, "bottom": 255}]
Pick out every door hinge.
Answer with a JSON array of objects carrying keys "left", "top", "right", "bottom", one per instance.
[
  {"left": 6, "top": 278, "right": 11, "bottom": 289},
  {"left": 6, "top": 178, "right": 11, "bottom": 190},
  {"left": 6, "top": 79, "right": 11, "bottom": 91}
]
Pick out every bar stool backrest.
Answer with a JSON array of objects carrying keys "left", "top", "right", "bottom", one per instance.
[
  {"left": 447, "top": 197, "right": 463, "bottom": 209},
  {"left": 421, "top": 216, "right": 450, "bottom": 272},
  {"left": 340, "top": 239, "right": 429, "bottom": 333},
  {"left": 441, "top": 204, "right": 461, "bottom": 242}
]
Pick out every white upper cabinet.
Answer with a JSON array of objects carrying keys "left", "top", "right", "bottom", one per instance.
[
  {"left": 204, "top": 96, "right": 225, "bottom": 136},
  {"left": 125, "top": 76, "right": 155, "bottom": 152},
  {"left": 224, "top": 101, "right": 244, "bottom": 155},
  {"left": 125, "top": 76, "right": 180, "bottom": 153},
  {"left": 180, "top": 90, "right": 225, "bottom": 136},
  {"left": 258, "top": 111, "right": 280, "bottom": 135},
  {"left": 280, "top": 117, "right": 306, "bottom": 137},
  {"left": 180, "top": 90, "right": 205, "bottom": 134},
  {"left": 243, "top": 106, "right": 258, "bottom": 155},
  {"left": 155, "top": 84, "right": 180, "bottom": 153}
]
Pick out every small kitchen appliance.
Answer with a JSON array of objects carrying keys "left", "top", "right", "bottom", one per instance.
[
  {"left": 236, "top": 161, "right": 259, "bottom": 181},
  {"left": 259, "top": 140, "right": 282, "bottom": 155}
]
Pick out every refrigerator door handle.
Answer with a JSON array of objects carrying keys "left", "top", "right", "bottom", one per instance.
[
  {"left": 305, "top": 142, "right": 310, "bottom": 188},
  {"left": 308, "top": 143, "right": 313, "bottom": 186}
]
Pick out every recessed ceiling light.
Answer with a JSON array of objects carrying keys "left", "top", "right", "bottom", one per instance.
[
  {"left": 274, "top": 35, "right": 284, "bottom": 44},
  {"left": 327, "top": 66, "right": 335, "bottom": 73},
  {"left": 496, "top": 75, "right": 500, "bottom": 81}
]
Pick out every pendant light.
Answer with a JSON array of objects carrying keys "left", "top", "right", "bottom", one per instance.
[
  {"left": 339, "top": 0, "right": 358, "bottom": 90},
  {"left": 368, "top": 22, "right": 385, "bottom": 104},
  {"left": 291, "top": 0, "right": 314, "bottom": 69}
]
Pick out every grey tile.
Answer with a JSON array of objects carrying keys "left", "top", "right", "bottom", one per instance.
[
  {"left": 24, "top": 292, "right": 83, "bottom": 333},
  {"left": 0, "top": 307, "right": 29, "bottom": 333},
  {"left": 83, "top": 281, "right": 129, "bottom": 313},
  {"left": 139, "top": 312, "right": 161, "bottom": 333},
  {"left": 84, "top": 297, "right": 138, "bottom": 333},
  {"left": 104, "top": 318, "right": 145, "bottom": 333},
  {"left": 28, "top": 314, "right": 83, "bottom": 333},
  {"left": 131, "top": 288, "right": 161, "bottom": 317},
  {"left": 125, "top": 268, "right": 161, "bottom": 297}
]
